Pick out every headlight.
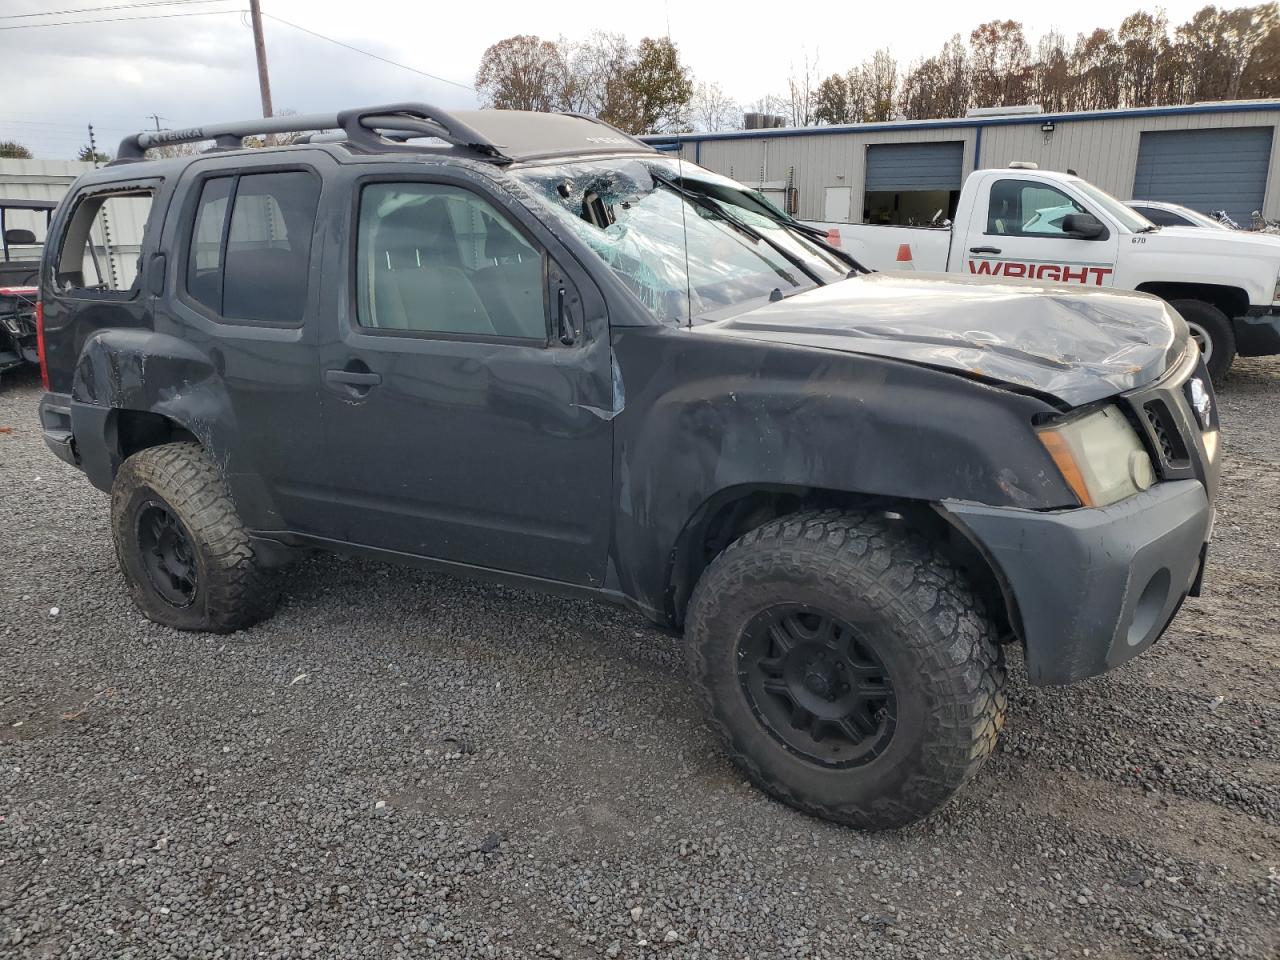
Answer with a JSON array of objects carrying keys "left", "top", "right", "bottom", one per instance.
[{"left": 1037, "top": 405, "right": 1155, "bottom": 507}]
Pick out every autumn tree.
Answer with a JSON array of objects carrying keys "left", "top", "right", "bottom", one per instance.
[
  {"left": 863, "top": 49, "right": 898, "bottom": 121},
  {"left": 815, "top": 74, "right": 853, "bottom": 124},
  {"left": 900, "top": 37, "right": 970, "bottom": 120},
  {"left": 969, "top": 20, "right": 1031, "bottom": 107},
  {"left": 1118, "top": 12, "right": 1167, "bottom": 106},
  {"left": 619, "top": 37, "right": 693, "bottom": 133},
  {"left": 1071, "top": 27, "right": 1123, "bottom": 110},
  {"left": 1028, "top": 30, "right": 1072, "bottom": 112}
]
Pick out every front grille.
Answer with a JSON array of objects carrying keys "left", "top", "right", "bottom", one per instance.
[
  {"left": 1123, "top": 347, "right": 1215, "bottom": 495},
  {"left": 1143, "top": 400, "right": 1188, "bottom": 468}
]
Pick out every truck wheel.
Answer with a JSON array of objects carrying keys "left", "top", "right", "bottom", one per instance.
[
  {"left": 1172, "top": 299, "right": 1235, "bottom": 382},
  {"left": 685, "top": 510, "right": 1006, "bottom": 830},
  {"left": 110, "top": 442, "right": 277, "bottom": 633}
]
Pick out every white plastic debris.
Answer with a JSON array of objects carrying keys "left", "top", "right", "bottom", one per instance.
[
  {"left": 1207, "top": 695, "right": 1224, "bottom": 710},
  {"left": 49, "top": 607, "right": 59, "bottom": 617}
]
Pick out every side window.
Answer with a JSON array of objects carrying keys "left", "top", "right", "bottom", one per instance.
[
  {"left": 184, "top": 170, "right": 320, "bottom": 324},
  {"left": 987, "top": 179, "right": 1087, "bottom": 238},
  {"left": 356, "top": 182, "right": 546, "bottom": 340},
  {"left": 55, "top": 190, "right": 155, "bottom": 295},
  {"left": 1139, "top": 207, "right": 1186, "bottom": 227},
  {"left": 187, "top": 177, "right": 233, "bottom": 313}
]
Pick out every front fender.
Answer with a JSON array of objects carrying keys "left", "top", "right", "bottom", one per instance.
[
  {"left": 610, "top": 327, "right": 1076, "bottom": 620},
  {"left": 1122, "top": 245, "right": 1274, "bottom": 308}
]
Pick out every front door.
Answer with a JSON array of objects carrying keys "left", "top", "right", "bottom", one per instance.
[
  {"left": 314, "top": 171, "right": 615, "bottom": 587},
  {"left": 963, "top": 177, "right": 1120, "bottom": 287}
]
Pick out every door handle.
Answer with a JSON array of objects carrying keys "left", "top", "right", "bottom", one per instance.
[
  {"left": 969, "top": 246, "right": 1002, "bottom": 254},
  {"left": 325, "top": 364, "right": 382, "bottom": 399},
  {"left": 325, "top": 369, "right": 382, "bottom": 387}
]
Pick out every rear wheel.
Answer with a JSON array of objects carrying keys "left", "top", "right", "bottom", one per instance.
[
  {"left": 111, "top": 442, "right": 277, "bottom": 632},
  {"left": 1172, "top": 299, "right": 1236, "bottom": 382},
  {"left": 685, "top": 510, "right": 1006, "bottom": 830}
]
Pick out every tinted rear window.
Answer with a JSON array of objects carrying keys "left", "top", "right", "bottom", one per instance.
[{"left": 184, "top": 170, "right": 320, "bottom": 324}]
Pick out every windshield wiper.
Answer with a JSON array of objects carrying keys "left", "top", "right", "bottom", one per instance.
[{"left": 651, "top": 173, "right": 826, "bottom": 288}]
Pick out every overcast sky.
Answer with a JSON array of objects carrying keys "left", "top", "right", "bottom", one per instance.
[{"left": 2, "top": 0, "right": 1219, "bottom": 159}]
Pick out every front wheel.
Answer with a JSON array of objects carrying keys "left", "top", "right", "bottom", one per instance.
[
  {"left": 1171, "top": 299, "right": 1236, "bottom": 382},
  {"left": 685, "top": 510, "right": 1006, "bottom": 830}
]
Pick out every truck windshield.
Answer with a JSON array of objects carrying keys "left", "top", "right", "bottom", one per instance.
[
  {"left": 1071, "top": 180, "right": 1155, "bottom": 233},
  {"left": 513, "top": 157, "right": 848, "bottom": 325}
]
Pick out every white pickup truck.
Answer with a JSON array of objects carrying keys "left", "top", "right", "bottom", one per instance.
[{"left": 811, "top": 165, "right": 1280, "bottom": 379}]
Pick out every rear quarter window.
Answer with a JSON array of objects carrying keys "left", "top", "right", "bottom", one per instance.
[{"left": 54, "top": 189, "right": 156, "bottom": 296}]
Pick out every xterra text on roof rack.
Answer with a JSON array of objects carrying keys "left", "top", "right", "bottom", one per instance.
[{"left": 36, "top": 104, "right": 1220, "bottom": 828}]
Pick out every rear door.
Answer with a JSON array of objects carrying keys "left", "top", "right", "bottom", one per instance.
[
  {"left": 961, "top": 176, "right": 1120, "bottom": 287},
  {"left": 312, "top": 164, "right": 615, "bottom": 586},
  {"left": 154, "top": 153, "right": 334, "bottom": 535}
]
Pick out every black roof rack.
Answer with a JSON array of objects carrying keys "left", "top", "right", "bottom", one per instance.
[
  {"left": 113, "top": 103, "right": 506, "bottom": 164},
  {"left": 111, "top": 103, "right": 656, "bottom": 165}
]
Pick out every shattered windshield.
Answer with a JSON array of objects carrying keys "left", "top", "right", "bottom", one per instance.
[{"left": 513, "top": 157, "right": 845, "bottom": 324}]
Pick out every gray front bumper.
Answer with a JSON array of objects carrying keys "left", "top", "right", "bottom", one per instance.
[{"left": 941, "top": 479, "right": 1212, "bottom": 685}]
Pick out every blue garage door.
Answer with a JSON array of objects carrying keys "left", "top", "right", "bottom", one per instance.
[
  {"left": 1132, "top": 127, "right": 1273, "bottom": 222},
  {"left": 865, "top": 142, "right": 965, "bottom": 191}
]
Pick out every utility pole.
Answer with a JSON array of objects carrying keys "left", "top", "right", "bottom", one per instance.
[
  {"left": 146, "top": 114, "right": 166, "bottom": 132},
  {"left": 249, "top": 0, "right": 274, "bottom": 119}
]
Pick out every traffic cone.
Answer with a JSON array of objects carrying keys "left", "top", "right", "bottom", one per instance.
[{"left": 895, "top": 243, "right": 915, "bottom": 270}]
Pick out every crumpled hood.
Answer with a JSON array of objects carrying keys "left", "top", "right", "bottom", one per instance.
[{"left": 699, "top": 271, "right": 1188, "bottom": 406}]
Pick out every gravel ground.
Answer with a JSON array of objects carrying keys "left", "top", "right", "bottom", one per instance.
[{"left": 1, "top": 359, "right": 1277, "bottom": 960}]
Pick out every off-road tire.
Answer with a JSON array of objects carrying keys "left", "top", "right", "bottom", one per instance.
[
  {"left": 111, "top": 442, "right": 277, "bottom": 632},
  {"left": 1172, "top": 298, "right": 1236, "bottom": 382},
  {"left": 685, "top": 509, "right": 1006, "bottom": 830}
]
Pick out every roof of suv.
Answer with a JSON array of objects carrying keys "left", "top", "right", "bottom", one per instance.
[{"left": 111, "top": 102, "right": 656, "bottom": 167}]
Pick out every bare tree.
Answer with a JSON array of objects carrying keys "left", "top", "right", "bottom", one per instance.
[
  {"left": 785, "top": 51, "right": 820, "bottom": 126},
  {"left": 476, "top": 35, "right": 568, "bottom": 112},
  {"left": 563, "top": 32, "right": 632, "bottom": 117},
  {"left": 691, "top": 81, "right": 738, "bottom": 132}
]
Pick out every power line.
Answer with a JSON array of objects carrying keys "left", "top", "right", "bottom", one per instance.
[
  {"left": 262, "top": 12, "right": 475, "bottom": 92},
  {"left": 0, "top": 0, "right": 228, "bottom": 20},
  {"left": 0, "top": 8, "right": 238, "bottom": 31}
]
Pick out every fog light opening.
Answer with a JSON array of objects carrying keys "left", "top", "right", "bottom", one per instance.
[{"left": 1127, "top": 568, "right": 1172, "bottom": 648}]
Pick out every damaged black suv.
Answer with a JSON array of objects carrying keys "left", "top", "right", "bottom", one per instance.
[{"left": 36, "top": 105, "right": 1220, "bottom": 829}]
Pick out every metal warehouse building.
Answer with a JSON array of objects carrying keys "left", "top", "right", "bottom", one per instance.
[{"left": 644, "top": 100, "right": 1280, "bottom": 226}]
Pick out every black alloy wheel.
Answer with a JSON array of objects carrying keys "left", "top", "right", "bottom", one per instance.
[
  {"left": 136, "top": 500, "right": 198, "bottom": 607},
  {"left": 738, "top": 605, "right": 897, "bottom": 767}
]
